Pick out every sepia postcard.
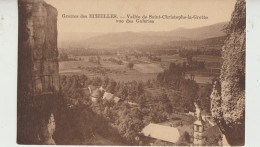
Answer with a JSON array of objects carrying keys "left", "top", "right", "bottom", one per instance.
[{"left": 17, "top": 0, "right": 245, "bottom": 146}]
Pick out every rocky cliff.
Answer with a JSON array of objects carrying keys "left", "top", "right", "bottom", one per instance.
[
  {"left": 17, "top": 0, "right": 59, "bottom": 144},
  {"left": 210, "top": 0, "right": 245, "bottom": 146}
]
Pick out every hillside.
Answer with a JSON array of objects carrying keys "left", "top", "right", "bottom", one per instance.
[
  {"left": 142, "top": 22, "right": 227, "bottom": 39},
  {"left": 58, "top": 22, "right": 228, "bottom": 49}
]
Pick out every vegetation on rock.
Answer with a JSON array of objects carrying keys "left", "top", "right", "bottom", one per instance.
[{"left": 210, "top": 0, "right": 245, "bottom": 145}]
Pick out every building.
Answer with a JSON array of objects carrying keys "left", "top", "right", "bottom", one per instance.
[
  {"left": 90, "top": 89, "right": 104, "bottom": 103},
  {"left": 89, "top": 86, "right": 121, "bottom": 104},
  {"left": 88, "top": 85, "right": 96, "bottom": 94},
  {"left": 193, "top": 103, "right": 205, "bottom": 145},
  {"left": 193, "top": 119, "right": 205, "bottom": 145},
  {"left": 102, "top": 92, "right": 114, "bottom": 101},
  {"left": 141, "top": 123, "right": 180, "bottom": 144},
  {"left": 102, "top": 92, "right": 121, "bottom": 103},
  {"left": 113, "top": 97, "right": 121, "bottom": 103},
  {"left": 99, "top": 86, "right": 105, "bottom": 91},
  {"left": 127, "top": 101, "right": 138, "bottom": 106}
]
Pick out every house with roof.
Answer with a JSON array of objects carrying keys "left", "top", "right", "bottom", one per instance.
[
  {"left": 141, "top": 123, "right": 180, "bottom": 145},
  {"left": 193, "top": 118, "right": 223, "bottom": 146},
  {"left": 127, "top": 101, "right": 138, "bottom": 106},
  {"left": 99, "top": 86, "right": 105, "bottom": 91},
  {"left": 193, "top": 102, "right": 206, "bottom": 145},
  {"left": 102, "top": 92, "right": 114, "bottom": 101},
  {"left": 193, "top": 102, "right": 223, "bottom": 146},
  {"left": 102, "top": 92, "right": 121, "bottom": 103},
  {"left": 90, "top": 88, "right": 104, "bottom": 103},
  {"left": 193, "top": 118, "right": 205, "bottom": 145},
  {"left": 88, "top": 85, "right": 121, "bottom": 104},
  {"left": 113, "top": 96, "right": 121, "bottom": 103},
  {"left": 88, "top": 85, "right": 96, "bottom": 94}
]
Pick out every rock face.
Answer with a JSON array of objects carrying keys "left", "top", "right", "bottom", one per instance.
[
  {"left": 210, "top": 0, "right": 245, "bottom": 146},
  {"left": 17, "top": 0, "right": 59, "bottom": 144}
]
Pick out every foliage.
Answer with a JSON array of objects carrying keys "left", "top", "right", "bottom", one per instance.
[
  {"left": 204, "top": 135, "right": 222, "bottom": 146},
  {"left": 127, "top": 62, "right": 134, "bottom": 69},
  {"left": 210, "top": 0, "right": 245, "bottom": 145},
  {"left": 157, "top": 62, "right": 185, "bottom": 88},
  {"left": 59, "top": 52, "right": 77, "bottom": 61},
  {"left": 178, "top": 79, "right": 199, "bottom": 112},
  {"left": 178, "top": 131, "right": 191, "bottom": 144},
  {"left": 108, "top": 57, "right": 123, "bottom": 65},
  {"left": 59, "top": 72, "right": 202, "bottom": 144},
  {"left": 89, "top": 56, "right": 101, "bottom": 65}
]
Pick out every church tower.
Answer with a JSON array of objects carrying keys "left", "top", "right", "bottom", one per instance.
[{"left": 193, "top": 103, "right": 205, "bottom": 145}]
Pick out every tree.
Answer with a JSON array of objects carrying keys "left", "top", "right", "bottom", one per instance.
[
  {"left": 137, "top": 82, "right": 144, "bottom": 96},
  {"left": 106, "top": 79, "right": 117, "bottom": 94},
  {"left": 102, "top": 76, "right": 110, "bottom": 88},
  {"left": 204, "top": 135, "right": 222, "bottom": 146},
  {"left": 59, "top": 52, "right": 70, "bottom": 61},
  {"left": 159, "top": 93, "right": 173, "bottom": 114},
  {"left": 92, "top": 77, "right": 102, "bottom": 86},
  {"left": 177, "top": 131, "right": 191, "bottom": 145},
  {"left": 117, "top": 84, "right": 128, "bottom": 100},
  {"left": 146, "top": 80, "right": 152, "bottom": 88},
  {"left": 157, "top": 63, "right": 185, "bottom": 89},
  {"left": 127, "top": 62, "right": 134, "bottom": 69},
  {"left": 179, "top": 79, "right": 199, "bottom": 112},
  {"left": 138, "top": 95, "right": 147, "bottom": 109}
]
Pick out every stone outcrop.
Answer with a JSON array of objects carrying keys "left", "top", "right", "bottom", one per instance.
[
  {"left": 17, "top": 0, "right": 59, "bottom": 144},
  {"left": 210, "top": 0, "right": 245, "bottom": 146}
]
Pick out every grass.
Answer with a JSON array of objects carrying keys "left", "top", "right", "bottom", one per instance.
[
  {"left": 59, "top": 54, "right": 221, "bottom": 83},
  {"left": 59, "top": 58, "right": 158, "bottom": 82},
  {"left": 134, "top": 63, "right": 163, "bottom": 74}
]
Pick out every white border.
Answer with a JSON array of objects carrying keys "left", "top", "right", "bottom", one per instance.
[
  {"left": 0, "top": 0, "right": 18, "bottom": 146},
  {"left": 245, "top": 0, "right": 260, "bottom": 146},
  {"left": 0, "top": 0, "right": 260, "bottom": 146}
]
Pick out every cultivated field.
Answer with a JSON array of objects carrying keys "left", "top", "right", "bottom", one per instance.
[
  {"left": 59, "top": 56, "right": 162, "bottom": 82},
  {"left": 59, "top": 53, "right": 221, "bottom": 83}
]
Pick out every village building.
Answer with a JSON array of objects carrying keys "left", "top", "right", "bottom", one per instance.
[
  {"left": 87, "top": 85, "right": 96, "bottom": 94},
  {"left": 90, "top": 88, "right": 104, "bottom": 103},
  {"left": 127, "top": 101, "right": 138, "bottom": 106},
  {"left": 99, "top": 86, "right": 105, "bottom": 91},
  {"left": 113, "top": 96, "right": 121, "bottom": 103},
  {"left": 192, "top": 102, "right": 223, "bottom": 146},
  {"left": 193, "top": 118, "right": 205, "bottom": 145},
  {"left": 88, "top": 85, "right": 121, "bottom": 103},
  {"left": 102, "top": 92, "right": 114, "bottom": 101},
  {"left": 102, "top": 92, "right": 121, "bottom": 103},
  {"left": 141, "top": 123, "right": 180, "bottom": 145},
  {"left": 193, "top": 103, "right": 205, "bottom": 145}
]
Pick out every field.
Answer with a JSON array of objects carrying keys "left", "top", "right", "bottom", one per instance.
[
  {"left": 59, "top": 53, "right": 221, "bottom": 83},
  {"left": 134, "top": 63, "right": 163, "bottom": 74},
  {"left": 59, "top": 56, "right": 162, "bottom": 82}
]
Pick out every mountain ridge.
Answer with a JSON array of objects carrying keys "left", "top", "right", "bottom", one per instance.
[{"left": 58, "top": 21, "right": 228, "bottom": 49}]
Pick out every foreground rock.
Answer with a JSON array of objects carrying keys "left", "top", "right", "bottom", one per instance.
[
  {"left": 17, "top": 0, "right": 59, "bottom": 144},
  {"left": 210, "top": 0, "right": 246, "bottom": 146}
]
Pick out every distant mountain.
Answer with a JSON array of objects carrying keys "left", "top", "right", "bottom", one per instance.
[
  {"left": 58, "top": 22, "right": 228, "bottom": 49},
  {"left": 143, "top": 22, "right": 227, "bottom": 39},
  {"left": 58, "top": 32, "right": 102, "bottom": 48}
]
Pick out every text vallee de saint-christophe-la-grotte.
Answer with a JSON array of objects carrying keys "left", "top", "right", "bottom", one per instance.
[{"left": 61, "top": 14, "right": 208, "bottom": 20}]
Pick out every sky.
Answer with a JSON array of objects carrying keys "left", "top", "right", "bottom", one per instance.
[{"left": 45, "top": 0, "right": 236, "bottom": 33}]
